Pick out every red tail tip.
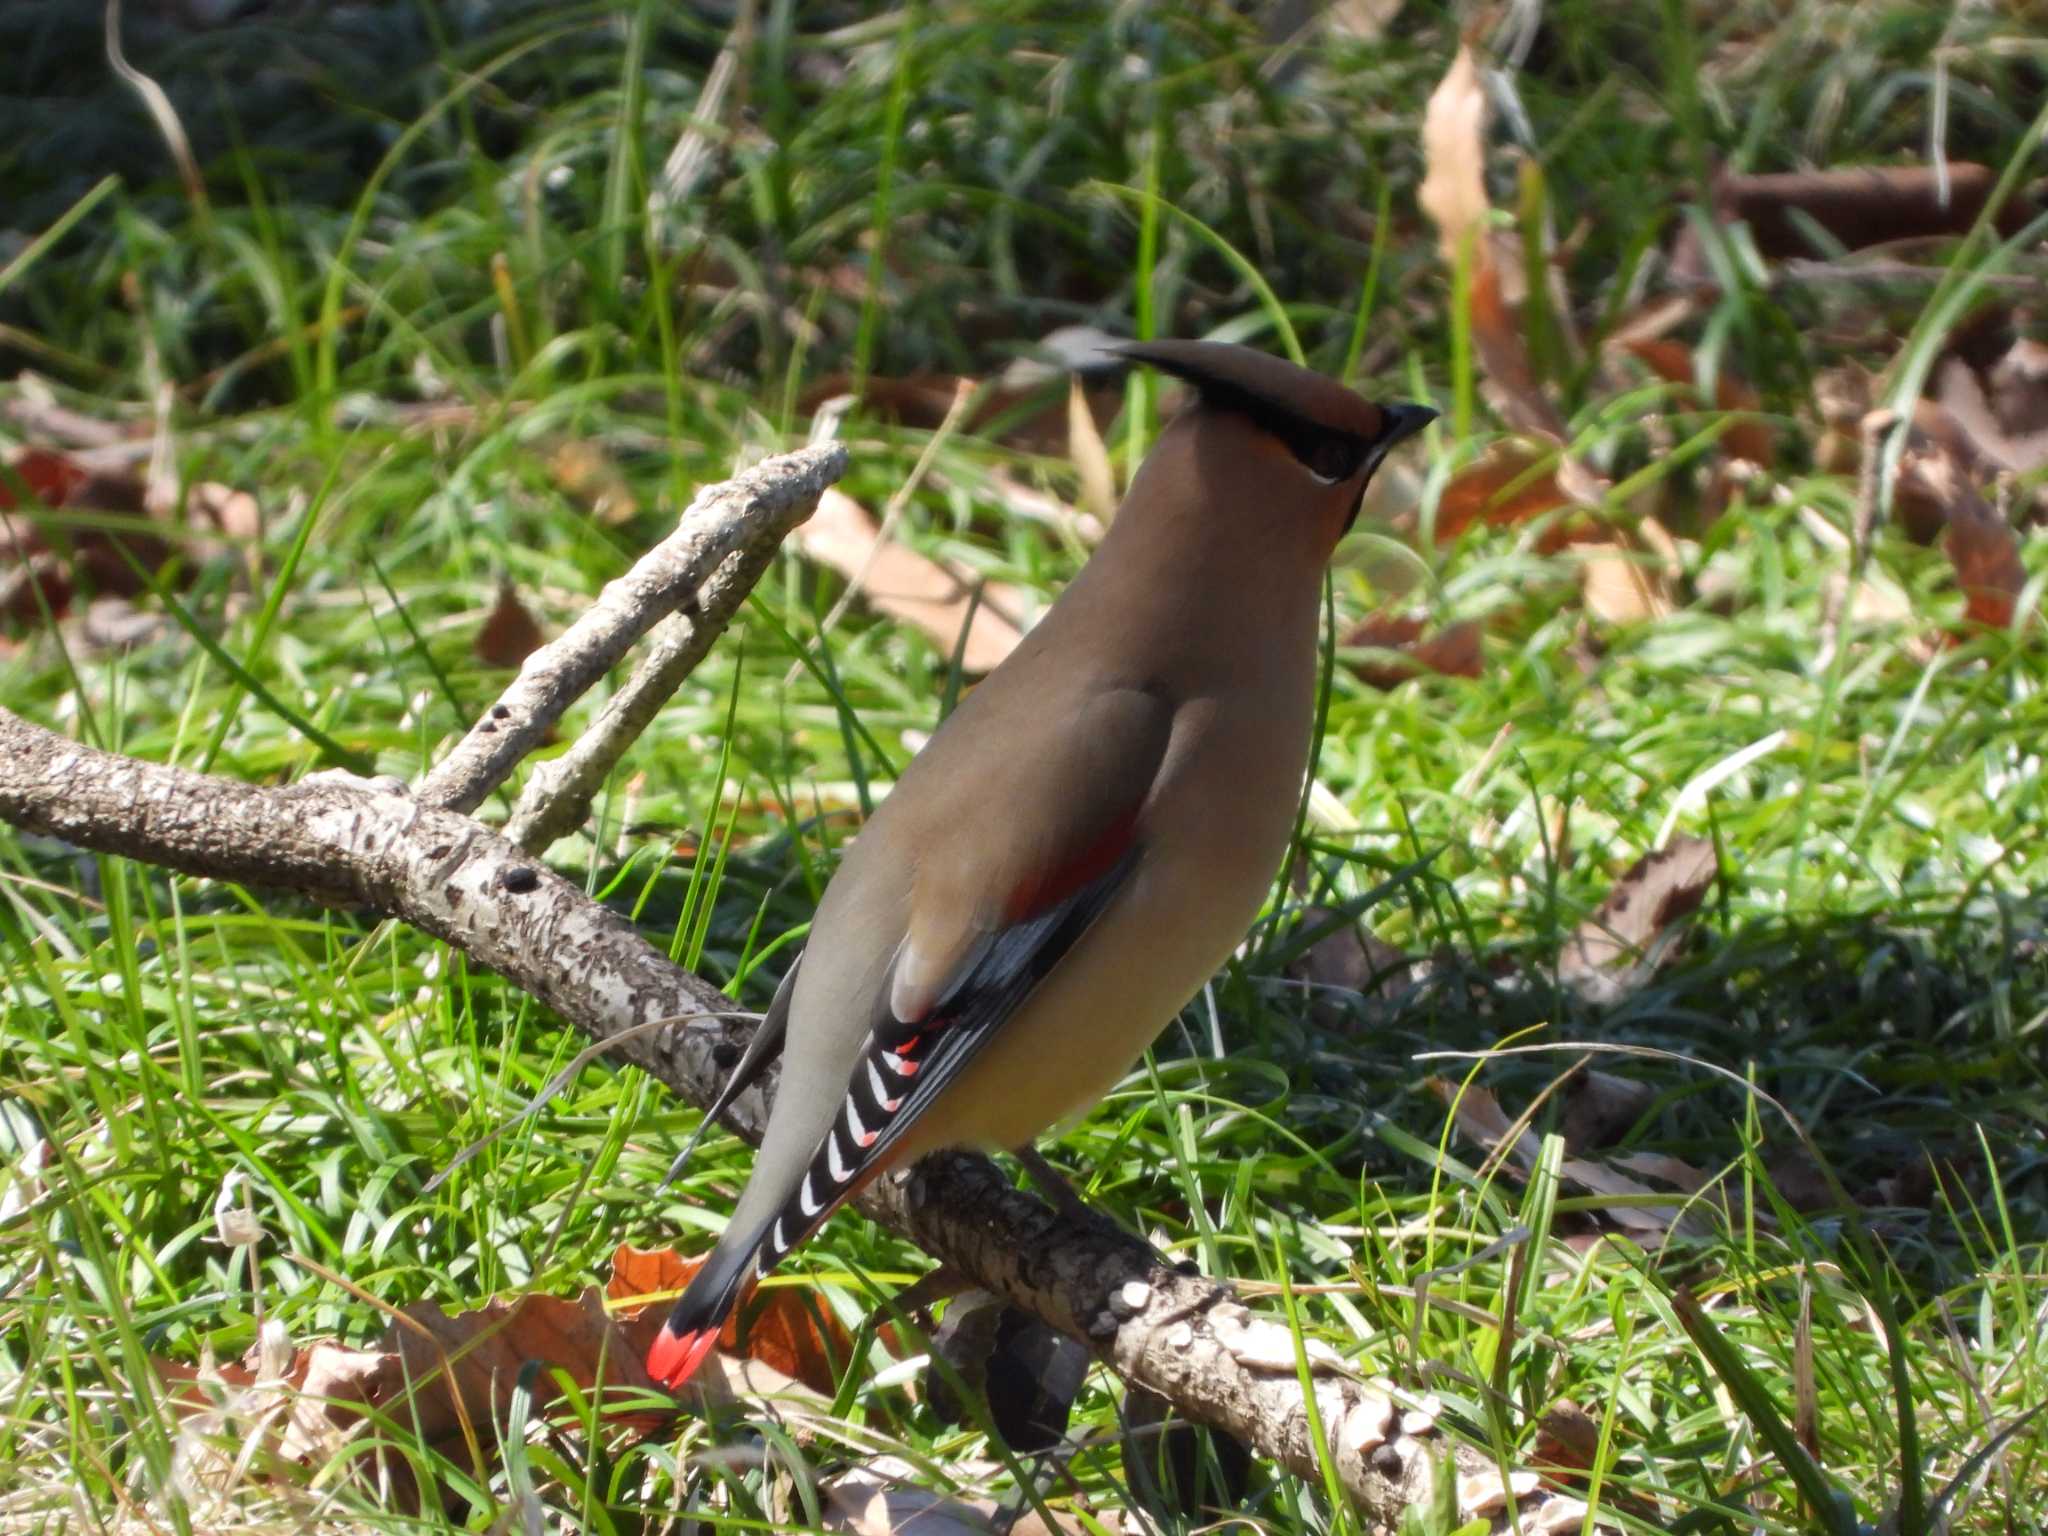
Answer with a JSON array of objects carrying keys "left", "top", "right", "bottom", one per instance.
[{"left": 647, "top": 1322, "right": 723, "bottom": 1389}]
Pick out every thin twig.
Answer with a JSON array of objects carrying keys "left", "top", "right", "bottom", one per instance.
[{"left": 417, "top": 443, "right": 847, "bottom": 815}]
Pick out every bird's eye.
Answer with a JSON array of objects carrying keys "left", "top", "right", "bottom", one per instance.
[{"left": 1296, "top": 431, "right": 1367, "bottom": 485}]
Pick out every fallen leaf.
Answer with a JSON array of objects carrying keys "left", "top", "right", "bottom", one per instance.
[
  {"left": 1559, "top": 1071, "right": 1656, "bottom": 1153},
  {"left": 1417, "top": 43, "right": 1490, "bottom": 268},
  {"left": 549, "top": 440, "right": 640, "bottom": 526},
  {"left": 1533, "top": 1398, "right": 1604, "bottom": 1474},
  {"left": 1991, "top": 336, "right": 2048, "bottom": 440},
  {"left": 1341, "top": 610, "right": 1482, "bottom": 689},
  {"left": 1881, "top": 423, "right": 2031, "bottom": 630},
  {"left": 1620, "top": 338, "right": 1774, "bottom": 467},
  {"left": 795, "top": 488, "right": 1027, "bottom": 674},
  {"left": 1935, "top": 355, "right": 2048, "bottom": 478},
  {"left": 1577, "top": 535, "right": 1674, "bottom": 626},
  {"left": 0, "top": 446, "right": 162, "bottom": 625},
  {"left": 824, "top": 1467, "right": 1009, "bottom": 1536},
  {"left": 160, "top": 1283, "right": 670, "bottom": 1506},
  {"left": 607, "top": 1242, "right": 856, "bottom": 1397},
  {"left": 1426, "top": 1077, "right": 1717, "bottom": 1241},
  {"left": 1284, "top": 904, "right": 1413, "bottom": 1023},
  {"left": 1559, "top": 835, "right": 1718, "bottom": 1004},
  {"left": 1432, "top": 441, "right": 1581, "bottom": 543},
  {"left": 475, "top": 581, "right": 545, "bottom": 669}
]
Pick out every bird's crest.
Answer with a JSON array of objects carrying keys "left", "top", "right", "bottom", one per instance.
[{"left": 1114, "top": 339, "right": 1431, "bottom": 485}]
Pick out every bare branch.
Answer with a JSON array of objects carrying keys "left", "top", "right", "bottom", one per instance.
[
  {"left": 0, "top": 698, "right": 1514, "bottom": 1524},
  {"left": 416, "top": 443, "right": 847, "bottom": 816},
  {"left": 506, "top": 529, "right": 783, "bottom": 852}
]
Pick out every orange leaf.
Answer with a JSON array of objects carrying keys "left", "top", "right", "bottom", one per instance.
[
  {"left": 475, "top": 581, "right": 545, "bottom": 668},
  {"left": 1621, "top": 339, "right": 1774, "bottom": 467},
  {"left": 608, "top": 1242, "right": 857, "bottom": 1397},
  {"left": 1436, "top": 445, "right": 1567, "bottom": 542},
  {"left": 1341, "top": 610, "right": 1482, "bottom": 689}
]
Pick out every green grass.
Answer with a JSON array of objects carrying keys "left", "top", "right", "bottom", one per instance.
[{"left": 3, "top": 1, "right": 2047, "bottom": 1531}]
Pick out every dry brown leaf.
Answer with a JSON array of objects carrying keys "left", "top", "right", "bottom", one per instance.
[
  {"left": 1620, "top": 338, "right": 1774, "bottom": 467},
  {"left": 549, "top": 440, "right": 640, "bottom": 526},
  {"left": 1424, "top": 1077, "right": 1712, "bottom": 1240},
  {"left": 1341, "top": 610, "right": 1482, "bottom": 689},
  {"left": 1, "top": 446, "right": 166, "bottom": 625},
  {"left": 1992, "top": 337, "right": 2048, "bottom": 439},
  {"left": 1943, "top": 485, "right": 2027, "bottom": 631},
  {"left": 1559, "top": 836, "right": 1717, "bottom": 1004},
  {"left": 1067, "top": 375, "right": 1118, "bottom": 526},
  {"left": 825, "top": 1466, "right": 1010, "bottom": 1536},
  {"left": 1532, "top": 1398, "right": 1603, "bottom": 1474},
  {"left": 1577, "top": 536, "right": 1674, "bottom": 626},
  {"left": 160, "top": 1284, "right": 669, "bottom": 1505},
  {"left": 1418, "top": 43, "right": 1489, "bottom": 266},
  {"left": 1471, "top": 258, "right": 1570, "bottom": 439},
  {"left": 1285, "top": 904, "right": 1412, "bottom": 1019},
  {"left": 1559, "top": 1071, "right": 1656, "bottom": 1153},
  {"left": 474, "top": 581, "right": 545, "bottom": 669},
  {"left": 1424, "top": 1076, "right": 1540, "bottom": 1172},
  {"left": 1935, "top": 355, "right": 2048, "bottom": 478},
  {"left": 796, "top": 488, "right": 1026, "bottom": 673},
  {"left": 607, "top": 1242, "right": 857, "bottom": 1397},
  {"left": 1432, "top": 441, "right": 1582, "bottom": 543}
]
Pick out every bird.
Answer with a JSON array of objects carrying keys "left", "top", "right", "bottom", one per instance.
[{"left": 647, "top": 340, "right": 1435, "bottom": 1389}]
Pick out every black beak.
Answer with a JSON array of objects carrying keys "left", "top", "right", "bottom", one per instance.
[{"left": 1379, "top": 401, "right": 1439, "bottom": 449}]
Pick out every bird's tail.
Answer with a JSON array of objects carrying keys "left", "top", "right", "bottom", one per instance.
[{"left": 646, "top": 1218, "right": 772, "bottom": 1389}]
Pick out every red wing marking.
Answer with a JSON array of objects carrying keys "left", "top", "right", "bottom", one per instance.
[{"left": 1003, "top": 809, "right": 1140, "bottom": 923}]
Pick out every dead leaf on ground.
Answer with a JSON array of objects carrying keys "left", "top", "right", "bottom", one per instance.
[
  {"left": 1882, "top": 423, "right": 2031, "bottom": 630},
  {"left": 1419, "top": 42, "right": 1593, "bottom": 454},
  {"left": 1559, "top": 1071, "right": 1656, "bottom": 1153},
  {"left": 161, "top": 1283, "right": 670, "bottom": 1507},
  {"left": 1285, "top": 903, "right": 1413, "bottom": 1021},
  {"left": 1, "top": 446, "right": 160, "bottom": 625},
  {"left": 549, "top": 440, "right": 640, "bottom": 526},
  {"left": 1618, "top": 338, "right": 1774, "bottom": 468},
  {"left": 608, "top": 1241, "right": 857, "bottom": 1398},
  {"left": 1936, "top": 354, "right": 2048, "bottom": 481},
  {"left": 474, "top": 580, "right": 545, "bottom": 669},
  {"left": 1430, "top": 440, "right": 1593, "bottom": 544},
  {"left": 1340, "top": 610, "right": 1483, "bottom": 689},
  {"left": 795, "top": 488, "right": 1028, "bottom": 673},
  {"left": 1559, "top": 835, "right": 1718, "bottom": 1005},
  {"left": 1425, "top": 1077, "right": 1716, "bottom": 1241},
  {"left": 1577, "top": 534, "right": 1676, "bottom": 626}
]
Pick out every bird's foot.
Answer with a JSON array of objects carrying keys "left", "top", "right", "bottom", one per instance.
[{"left": 1011, "top": 1144, "right": 1105, "bottom": 1227}]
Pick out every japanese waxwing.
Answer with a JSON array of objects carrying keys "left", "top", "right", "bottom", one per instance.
[{"left": 649, "top": 340, "right": 1435, "bottom": 1387}]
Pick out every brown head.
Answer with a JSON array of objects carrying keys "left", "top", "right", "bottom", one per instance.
[{"left": 1114, "top": 339, "right": 1435, "bottom": 537}]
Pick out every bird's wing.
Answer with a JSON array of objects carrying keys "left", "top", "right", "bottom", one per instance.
[
  {"left": 749, "top": 682, "right": 1174, "bottom": 1277},
  {"left": 658, "top": 955, "right": 800, "bottom": 1189}
]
